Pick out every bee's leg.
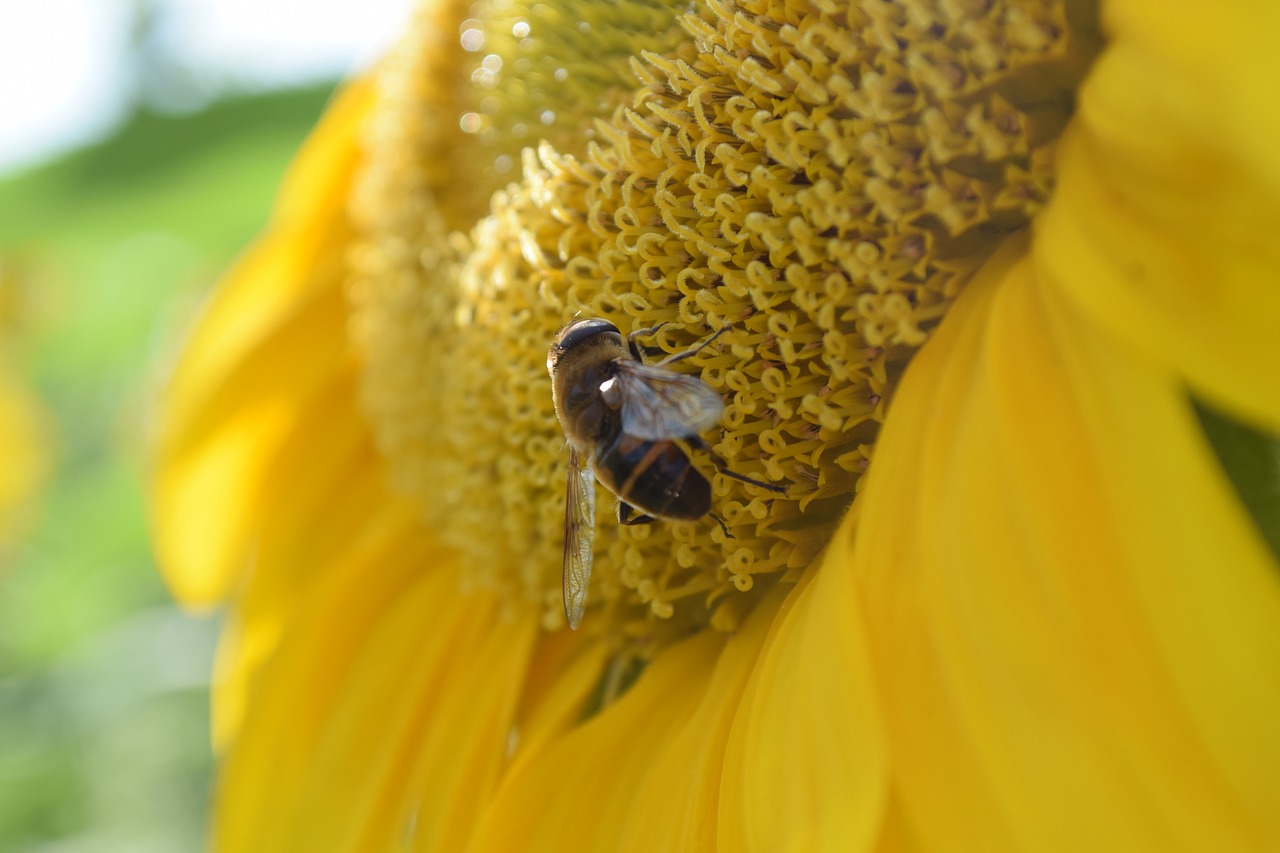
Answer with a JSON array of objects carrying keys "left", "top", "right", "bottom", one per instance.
[
  {"left": 617, "top": 501, "right": 657, "bottom": 526},
  {"left": 626, "top": 322, "right": 667, "bottom": 361},
  {"left": 708, "top": 512, "right": 734, "bottom": 539},
  {"left": 654, "top": 325, "right": 731, "bottom": 368},
  {"left": 687, "top": 435, "right": 788, "bottom": 494}
]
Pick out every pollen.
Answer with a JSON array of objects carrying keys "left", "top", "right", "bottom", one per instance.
[{"left": 350, "top": 0, "right": 1101, "bottom": 637}]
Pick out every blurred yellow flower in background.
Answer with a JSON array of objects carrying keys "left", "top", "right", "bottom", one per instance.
[
  {"left": 150, "top": 0, "right": 1280, "bottom": 849},
  {"left": 0, "top": 259, "right": 49, "bottom": 551},
  {"left": 0, "top": 364, "right": 45, "bottom": 545}
]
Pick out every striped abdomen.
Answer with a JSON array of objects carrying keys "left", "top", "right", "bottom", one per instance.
[{"left": 592, "top": 432, "right": 710, "bottom": 521}]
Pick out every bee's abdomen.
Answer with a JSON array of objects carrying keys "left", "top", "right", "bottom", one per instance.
[{"left": 595, "top": 436, "right": 710, "bottom": 521}]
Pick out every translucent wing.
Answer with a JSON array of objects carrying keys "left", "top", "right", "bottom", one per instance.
[
  {"left": 562, "top": 446, "right": 596, "bottom": 630},
  {"left": 614, "top": 360, "right": 725, "bottom": 440}
]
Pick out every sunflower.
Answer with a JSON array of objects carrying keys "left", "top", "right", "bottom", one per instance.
[{"left": 150, "top": 0, "right": 1280, "bottom": 849}]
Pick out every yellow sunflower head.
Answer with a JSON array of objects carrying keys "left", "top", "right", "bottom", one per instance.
[
  {"left": 150, "top": 0, "right": 1280, "bottom": 849},
  {"left": 349, "top": 0, "right": 1100, "bottom": 638}
]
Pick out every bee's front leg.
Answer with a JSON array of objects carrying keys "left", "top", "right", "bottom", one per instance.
[
  {"left": 626, "top": 322, "right": 666, "bottom": 361},
  {"left": 654, "top": 325, "right": 731, "bottom": 368}
]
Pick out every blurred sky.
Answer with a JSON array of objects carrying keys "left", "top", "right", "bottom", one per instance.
[{"left": 0, "top": 0, "right": 414, "bottom": 173}]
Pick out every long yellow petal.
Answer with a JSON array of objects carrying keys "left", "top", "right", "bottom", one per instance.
[
  {"left": 151, "top": 80, "right": 373, "bottom": 605},
  {"left": 505, "top": 631, "right": 609, "bottom": 770},
  {"left": 209, "top": 423, "right": 395, "bottom": 750},
  {"left": 1038, "top": 0, "right": 1280, "bottom": 430},
  {"left": 468, "top": 591, "right": 791, "bottom": 853},
  {"left": 857, "top": 233, "right": 1280, "bottom": 849},
  {"left": 614, "top": 586, "right": 783, "bottom": 852},
  {"left": 213, "top": 512, "right": 538, "bottom": 851},
  {"left": 720, "top": 520, "right": 888, "bottom": 853}
]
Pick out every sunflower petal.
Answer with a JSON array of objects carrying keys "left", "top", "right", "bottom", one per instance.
[
  {"left": 463, "top": 631, "right": 720, "bottom": 851},
  {"left": 209, "top": 426, "right": 394, "bottom": 750},
  {"left": 719, "top": 519, "right": 888, "bottom": 852},
  {"left": 152, "top": 80, "right": 373, "bottom": 605},
  {"left": 857, "top": 234, "right": 1280, "bottom": 848},
  {"left": 467, "top": 587, "right": 793, "bottom": 853},
  {"left": 506, "top": 630, "right": 608, "bottom": 768},
  {"left": 1038, "top": 1, "right": 1280, "bottom": 430},
  {"left": 213, "top": 506, "right": 539, "bottom": 851}
]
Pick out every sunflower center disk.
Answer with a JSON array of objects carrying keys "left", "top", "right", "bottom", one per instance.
[{"left": 351, "top": 0, "right": 1100, "bottom": 639}]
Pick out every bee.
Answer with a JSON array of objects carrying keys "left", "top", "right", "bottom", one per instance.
[{"left": 547, "top": 318, "right": 785, "bottom": 629}]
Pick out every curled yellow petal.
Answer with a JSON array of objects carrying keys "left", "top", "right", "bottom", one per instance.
[
  {"left": 1038, "top": 0, "right": 1280, "bottom": 430},
  {"left": 857, "top": 233, "right": 1280, "bottom": 848}
]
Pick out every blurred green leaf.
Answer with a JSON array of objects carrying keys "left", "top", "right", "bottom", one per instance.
[{"left": 1195, "top": 399, "right": 1280, "bottom": 563}]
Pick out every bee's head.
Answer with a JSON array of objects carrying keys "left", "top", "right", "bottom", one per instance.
[{"left": 547, "top": 318, "right": 621, "bottom": 373}]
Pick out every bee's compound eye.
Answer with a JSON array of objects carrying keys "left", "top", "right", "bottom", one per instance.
[{"left": 556, "top": 318, "right": 619, "bottom": 352}]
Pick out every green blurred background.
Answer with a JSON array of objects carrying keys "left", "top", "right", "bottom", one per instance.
[
  {"left": 0, "top": 10, "right": 357, "bottom": 846},
  {"left": 0, "top": 84, "right": 339, "bottom": 850}
]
